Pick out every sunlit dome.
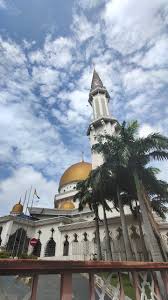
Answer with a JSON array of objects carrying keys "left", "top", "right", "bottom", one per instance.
[
  {"left": 11, "top": 201, "right": 23, "bottom": 215},
  {"left": 59, "top": 201, "right": 75, "bottom": 210},
  {"left": 59, "top": 161, "right": 92, "bottom": 191}
]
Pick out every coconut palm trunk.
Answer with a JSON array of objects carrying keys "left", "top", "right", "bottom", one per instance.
[
  {"left": 94, "top": 204, "right": 102, "bottom": 260},
  {"left": 135, "top": 202, "right": 149, "bottom": 261},
  {"left": 133, "top": 170, "right": 163, "bottom": 262},
  {"left": 133, "top": 170, "right": 167, "bottom": 299},
  {"left": 102, "top": 202, "right": 113, "bottom": 260},
  {"left": 141, "top": 185, "right": 168, "bottom": 261},
  {"left": 117, "top": 185, "right": 133, "bottom": 261}
]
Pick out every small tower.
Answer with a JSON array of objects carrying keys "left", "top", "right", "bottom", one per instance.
[{"left": 87, "top": 69, "right": 118, "bottom": 169}]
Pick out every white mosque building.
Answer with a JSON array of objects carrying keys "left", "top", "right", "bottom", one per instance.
[{"left": 0, "top": 70, "right": 168, "bottom": 260}]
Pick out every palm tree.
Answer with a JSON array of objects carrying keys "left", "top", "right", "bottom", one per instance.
[
  {"left": 74, "top": 167, "right": 113, "bottom": 260},
  {"left": 125, "top": 166, "right": 168, "bottom": 261},
  {"left": 101, "top": 164, "right": 134, "bottom": 261},
  {"left": 121, "top": 171, "right": 168, "bottom": 262},
  {"left": 93, "top": 120, "right": 168, "bottom": 263},
  {"left": 92, "top": 166, "right": 113, "bottom": 260},
  {"left": 74, "top": 178, "right": 102, "bottom": 260}
]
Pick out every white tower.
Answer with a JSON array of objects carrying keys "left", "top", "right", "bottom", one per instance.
[{"left": 87, "top": 69, "right": 118, "bottom": 169}]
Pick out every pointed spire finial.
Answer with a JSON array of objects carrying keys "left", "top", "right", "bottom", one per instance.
[
  {"left": 91, "top": 69, "right": 104, "bottom": 91},
  {"left": 81, "top": 151, "right": 84, "bottom": 162}
]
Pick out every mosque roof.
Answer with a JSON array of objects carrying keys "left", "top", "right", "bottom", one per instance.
[
  {"left": 59, "top": 161, "right": 92, "bottom": 191},
  {"left": 10, "top": 201, "right": 23, "bottom": 215}
]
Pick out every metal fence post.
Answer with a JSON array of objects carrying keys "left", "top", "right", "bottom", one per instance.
[
  {"left": 60, "top": 271, "right": 72, "bottom": 300},
  {"left": 89, "top": 272, "right": 95, "bottom": 300},
  {"left": 30, "top": 275, "right": 38, "bottom": 300}
]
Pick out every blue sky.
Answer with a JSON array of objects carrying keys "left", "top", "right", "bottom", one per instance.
[{"left": 0, "top": 0, "right": 168, "bottom": 215}]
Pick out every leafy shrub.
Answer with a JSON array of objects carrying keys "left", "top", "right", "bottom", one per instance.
[
  {"left": 19, "top": 253, "right": 37, "bottom": 259},
  {"left": 0, "top": 251, "right": 11, "bottom": 258}
]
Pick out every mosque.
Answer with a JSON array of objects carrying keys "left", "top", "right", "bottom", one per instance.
[{"left": 0, "top": 70, "right": 168, "bottom": 260}]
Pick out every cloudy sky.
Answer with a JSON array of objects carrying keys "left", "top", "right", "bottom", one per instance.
[{"left": 0, "top": 0, "right": 168, "bottom": 215}]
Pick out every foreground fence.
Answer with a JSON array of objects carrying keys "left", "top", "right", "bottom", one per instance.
[{"left": 0, "top": 259, "right": 168, "bottom": 300}]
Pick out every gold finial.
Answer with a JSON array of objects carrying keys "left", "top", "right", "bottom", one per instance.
[{"left": 81, "top": 151, "right": 84, "bottom": 162}]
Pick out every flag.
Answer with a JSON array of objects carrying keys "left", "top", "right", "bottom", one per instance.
[{"left": 34, "top": 189, "right": 40, "bottom": 199}]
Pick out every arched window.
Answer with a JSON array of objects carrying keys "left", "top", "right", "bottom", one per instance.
[
  {"left": 130, "top": 225, "right": 144, "bottom": 261},
  {"left": 32, "top": 240, "right": 41, "bottom": 257},
  {"left": 0, "top": 226, "right": 3, "bottom": 246},
  {"left": 7, "top": 228, "right": 29, "bottom": 256},
  {"left": 83, "top": 232, "right": 88, "bottom": 241},
  {"left": 63, "top": 235, "right": 69, "bottom": 256},
  {"left": 73, "top": 233, "right": 78, "bottom": 242},
  {"left": 32, "top": 230, "right": 42, "bottom": 257},
  {"left": 45, "top": 238, "right": 56, "bottom": 257},
  {"left": 113, "top": 227, "right": 126, "bottom": 261}
]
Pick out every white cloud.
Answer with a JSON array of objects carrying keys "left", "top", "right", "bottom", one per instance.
[
  {"left": 0, "top": 167, "right": 57, "bottom": 216},
  {"left": 32, "top": 66, "right": 60, "bottom": 97},
  {"left": 72, "top": 13, "right": 100, "bottom": 42},
  {"left": 102, "top": 0, "right": 168, "bottom": 54},
  {"left": 0, "top": 0, "right": 6, "bottom": 9},
  {"left": 138, "top": 124, "right": 168, "bottom": 183},
  {"left": 123, "top": 68, "right": 168, "bottom": 96},
  {"left": 140, "top": 36, "right": 168, "bottom": 68},
  {"left": 139, "top": 123, "right": 161, "bottom": 138},
  {"left": 157, "top": 162, "right": 168, "bottom": 182},
  {"left": 29, "top": 36, "right": 74, "bottom": 69},
  {"left": 77, "top": 0, "right": 102, "bottom": 10},
  {"left": 0, "top": 36, "right": 83, "bottom": 181}
]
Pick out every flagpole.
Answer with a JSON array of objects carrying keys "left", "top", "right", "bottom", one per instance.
[
  {"left": 21, "top": 188, "right": 37, "bottom": 255},
  {"left": 22, "top": 190, "right": 27, "bottom": 209},
  {"left": 16, "top": 186, "right": 32, "bottom": 257},
  {"left": 11, "top": 197, "right": 22, "bottom": 257},
  {"left": 25, "top": 186, "right": 32, "bottom": 215}
]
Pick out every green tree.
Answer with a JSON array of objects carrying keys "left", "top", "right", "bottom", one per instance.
[
  {"left": 93, "top": 120, "right": 168, "bottom": 263},
  {"left": 74, "top": 178, "right": 102, "bottom": 260},
  {"left": 74, "top": 167, "right": 113, "bottom": 260},
  {"left": 100, "top": 164, "right": 134, "bottom": 261},
  {"left": 90, "top": 167, "right": 113, "bottom": 260}
]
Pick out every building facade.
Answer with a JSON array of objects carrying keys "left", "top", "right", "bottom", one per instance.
[{"left": 0, "top": 70, "right": 168, "bottom": 260}]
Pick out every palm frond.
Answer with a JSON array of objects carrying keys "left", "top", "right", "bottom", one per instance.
[{"left": 148, "top": 151, "right": 168, "bottom": 160}]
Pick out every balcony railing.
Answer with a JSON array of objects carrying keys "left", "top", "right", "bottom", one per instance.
[{"left": 0, "top": 259, "right": 168, "bottom": 300}]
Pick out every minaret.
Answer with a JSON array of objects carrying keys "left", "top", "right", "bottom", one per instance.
[
  {"left": 89, "top": 69, "right": 110, "bottom": 119},
  {"left": 87, "top": 69, "right": 118, "bottom": 169}
]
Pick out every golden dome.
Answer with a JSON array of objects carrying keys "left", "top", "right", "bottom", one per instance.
[
  {"left": 11, "top": 201, "right": 23, "bottom": 214},
  {"left": 59, "top": 201, "right": 75, "bottom": 210},
  {"left": 59, "top": 161, "right": 92, "bottom": 191}
]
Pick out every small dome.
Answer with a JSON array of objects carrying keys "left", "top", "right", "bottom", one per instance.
[
  {"left": 59, "top": 201, "right": 75, "bottom": 210},
  {"left": 11, "top": 202, "right": 23, "bottom": 215},
  {"left": 59, "top": 161, "right": 92, "bottom": 191}
]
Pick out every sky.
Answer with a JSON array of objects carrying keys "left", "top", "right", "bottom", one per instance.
[{"left": 0, "top": 0, "right": 168, "bottom": 215}]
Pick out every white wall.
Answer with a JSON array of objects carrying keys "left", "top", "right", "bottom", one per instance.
[{"left": 0, "top": 221, "right": 13, "bottom": 248}]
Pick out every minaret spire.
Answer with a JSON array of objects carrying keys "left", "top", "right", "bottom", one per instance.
[
  {"left": 87, "top": 68, "right": 118, "bottom": 169},
  {"left": 90, "top": 69, "right": 104, "bottom": 92},
  {"left": 88, "top": 69, "right": 110, "bottom": 119}
]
